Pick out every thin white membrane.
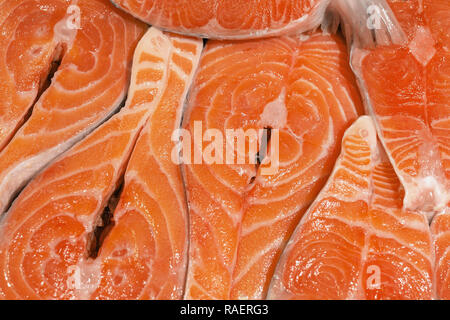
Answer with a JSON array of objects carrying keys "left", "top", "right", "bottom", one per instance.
[{"left": 113, "top": 0, "right": 331, "bottom": 40}]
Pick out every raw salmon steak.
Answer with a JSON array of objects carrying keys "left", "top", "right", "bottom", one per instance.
[
  {"left": 0, "top": 0, "right": 64, "bottom": 151},
  {"left": 431, "top": 208, "right": 450, "bottom": 300},
  {"left": 91, "top": 32, "right": 202, "bottom": 300},
  {"left": 182, "top": 32, "right": 363, "bottom": 299},
  {"left": 111, "top": 0, "right": 330, "bottom": 39},
  {"left": 351, "top": 0, "right": 450, "bottom": 214},
  {"left": 0, "top": 27, "right": 202, "bottom": 299},
  {"left": 268, "top": 116, "right": 434, "bottom": 300},
  {"left": 0, "top": 0, "right": 146, "bottom": 215}
]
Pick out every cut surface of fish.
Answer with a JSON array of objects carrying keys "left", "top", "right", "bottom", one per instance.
[
  {"left": 351, "top": 0, "right": 450, "bottom": 215},
  {"left": 268, "top": 116, "right": 434, "bottom": 300},
  {"left": 91, "top": 32, "right": 202, "bottom": 300},
  {"left": 0, "top": 0, "right": 64, "bottom": 151},
  {"left": 328, "top": 0, "right": 407, "bottom": 49},
  {"left": 111, "top": 0, "right": 330, "bottom": 40},
  {"left": 0, "top": 27, "right": 202, "bottom": 300},
  {"left": 0, "top": 0, "right": 146, "bottom": 215},
  {"left": 182, "top": 32, "right": 363, "bottom": 300}
]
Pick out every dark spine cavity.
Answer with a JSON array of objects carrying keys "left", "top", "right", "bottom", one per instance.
[{"left": 88, "top": 182, "right": 123, "bottom": 258}]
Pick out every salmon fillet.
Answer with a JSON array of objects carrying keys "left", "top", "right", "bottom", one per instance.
[
  {"left": 431, "top": 208, "right": 450, "bottom": 300},
  {"left": 111, "top": 0, "right": 330, "bottom": 39},
  {"left": 182, "top": 32, "right": 363, "bottom": 300},
  {"left": 0, "top": 27, "right": 202, "bottom": 299},
  {"left": 268, "top": 116, "right": 434, "bottom": 300},
  {"left": 351, "top": 0, "right": 450, "bottom": 214},
  {"left": 0, "top": 0, "right": 146, "bottom": 215}
]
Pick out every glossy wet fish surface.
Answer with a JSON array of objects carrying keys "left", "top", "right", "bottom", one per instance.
[{"left": 112, "top": 0, "right": 330, "bottom": 39}]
